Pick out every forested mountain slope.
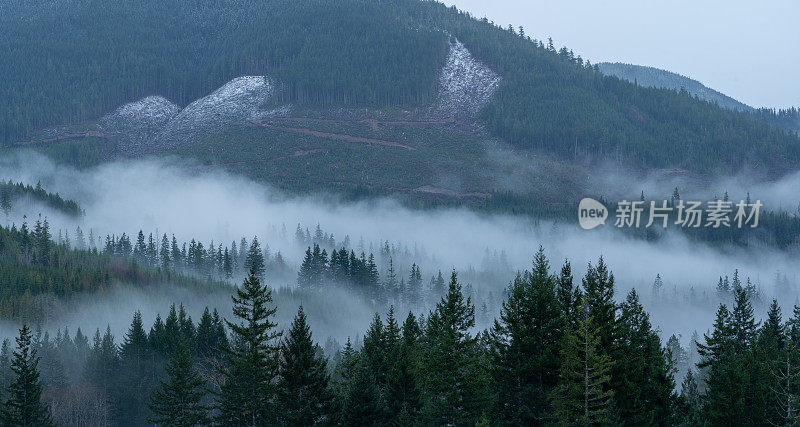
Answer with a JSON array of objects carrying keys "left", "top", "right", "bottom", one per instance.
[
  {"left": 2, "top": 0, "right": 800, "bottom": 177},
  {"left": 598, "top": 62, "right": 800, "bottom": 134},
  {"left": 597, "top": 62, "right": 752, "bottom": 111}
]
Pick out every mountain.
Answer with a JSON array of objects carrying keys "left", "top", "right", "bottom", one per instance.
[
  {"left": 2, "top": 0, "right": 800, "bottom": 206},
  {"left": 597, "top": 62, "right": 752, "bottom": 111},
  {"left": 598, "top": 62, "right": 800, "bottom": 134}
]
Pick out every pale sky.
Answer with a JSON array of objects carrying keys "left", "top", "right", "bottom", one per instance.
[{"left": 441, "top": 0, "right": 800, "bottom": 109}]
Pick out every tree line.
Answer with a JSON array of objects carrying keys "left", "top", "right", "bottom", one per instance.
[
  {"left": 4, "top": 246, "right": 798, "bottom": 425},
  {"left": 0, "top": 180, "right": 83, "bottom": 218}
]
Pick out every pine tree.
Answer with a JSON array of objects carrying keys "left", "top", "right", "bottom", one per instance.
[
  {"left": 383, "top": 258, "right": 398, "bottom": 300},
  {"left": 385, "top": 311, "right": 421, "bottom": 422},
  {"left": 117, "top": 311, "right": 154, "bottom": 422},
  {"left": 556, "top": 259, "right": 581, "bottom": 328},
  {"left": 160, "top": 234, "right": 170, "bottom": 270},
  {"left": 582, "top": 257, "right": 618, "bottom": 356},
  {"left": 678, "top": 369, "right": 701, "bottom": 425},
  {"left": 613, "top": 290, "right": 675, "bottom": 425},
  {"left": 772, "top": 336, "right": 800, "bottom": 426},
  {"left": 700, "top": 304, "right": 747, "bottom": 424},
  {"left": 0, "top": 340, "right": 11, "bottom": 391},
  {"left": 2, "top": 325, "right": 54, "bottom": 426},
  {"left": 277, "top": 306, "right": 333, "bottom": 426},
  {"left": 731, "top": 286, "right": 759, "bottom": 353},
  {"left": 342, "top": 358, "right": 384, "bottom": 426},
  {"left": 361, "top": 313, "right": 389, "bottom": 402},
  {"left": 550, "top": 297, "right": 613, "bottom": 426},
  {"left": 418, "top": 271, "right": 490, "bottom": 425},
  {"left": 245, "top": 236, "right": 266, "bottom": 280},
  {"left": 405, "top": 263, "right": 422, "bottom": 307},
  {"left": 149, "top": 337, "right": 209, "bottom": 426},
  {"left": 216, "top": 266, "right": 281, "bottom": 426},
  {"left": 489, "top": 247, "right": 563, "bottom": 424},
  {"left": 85, "top": 326, "right": 119, "bottom": 391}
]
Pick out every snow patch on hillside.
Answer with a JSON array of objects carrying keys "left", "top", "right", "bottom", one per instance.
[
  {"left": 434, "top": 39, "right": 501, "bottom": 120},
  {"left": 157, "top": 76, "right": 276, "bottom": 148},
  {"left": 101, "top": 76, "right": 285, "bottom": 155},
  {"left": 99, "top": 96, "right": 180, "bottom": 140}
]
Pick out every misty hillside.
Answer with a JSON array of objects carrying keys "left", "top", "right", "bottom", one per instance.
[
  {"left": 3, "top": 0, "right": 800, "bottom": 201},
  {"left": 598, "top": 62, "right": 800, "bottom": 134},
  {"left": 597, "top": 62, "right": 752, "bottom": 111}
]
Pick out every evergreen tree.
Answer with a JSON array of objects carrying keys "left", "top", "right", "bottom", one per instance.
[
  {"left": 556, "top": 259, "right": 581, "bottom": 328},
  {"left": 0, "top": 340, "right": 11, "bottom": 392},
  {"left": 613, "top": 290, "right": 675, "bottom": 425},
  {"left": 277, "top": 306, "right": 333, "bottom": 426},
  {"left": 731, "top": 286, "right": 759, "bottom": 352},
  {"left": 342, "top": 358, "right": 384, "bottom": 426},
  {"left": 245, "top": 236, "right": 266, "bottom": 280},
  {"left": 418, "top": 271, "right": 490, "bottom": 425},
  {"left": 489, "top": 247, "right": 562, "bottom": 424},
  {"left": 550, "top": 297, "right": 613, "bottom": 426},
  {"left": 383, "top": 258, "right": 398, "bottom": 300},
  {"left": 216, "top": 266, "right": 281, "bottom": 426},
  {"left": 582, "top": 257, "right": 618, "bottom": 357},
  {"left": 117, "top": 310, "right": 154, "bottom": 423},
  {"left": 149, "top": 337, "right": 209, "bottom": 426},
  {"left": 405, "top": 263, "right": 422, "bottom": 307},
  {"left": 678, "top": 369, "right": 701, "bottom": 425},
  {"left": 699, "top": 304, "right": 746, "bottom": 424},
  {"left": 160, "top": 234, "right": 171, "bottom": 270},
  {"left": 2, "top": 325, "right": 53, "bottom": 426},
  {"left": 385, "top": 311, "right": 422, "bottom": 422}
]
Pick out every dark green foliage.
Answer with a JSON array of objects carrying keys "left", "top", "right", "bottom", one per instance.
[
  {"left": 385, "top": 311, "right": 422, "bottom": 422},
  {"left": 550, "top": 296, "right": 613, "bottom": 426},
  {"left": 0, "top": 180, "right": 82, "bottom": 217},
  {"left": 116, "top": 311, "right": 156, "bottom": 424},
  {"left": 582, "top": 257, "right": 618, "bottom": 357},
  {"left": 418, "top": 271, "right": 491, "bottom": 425},
  {"left": 488, "top": 246, "right": 563, "bottom": 424},
  {"left": 342, "top": 357, "right": 385, "bottom": 426},
  {"left": 556, "top": 259, "right": 581, "bottom": 328},
  {"left": 0, "top": 0, "right": 446, "bottom": 142},
  {"left": 216, "top": 267, "right": 282, "bottom": 425},
  {"left": 0, "top": 222, "right": 223, "bottom": 322},
  {"left": 2, "top": 325, "right": 53, "bottom": 426},
  {"left": 612, "top": 290, "right": 675, "bottom": 425},
  {"left": 244, "top": 236, "right": 266, "bottom": 281},
  {"left": 278, "top": 306, "right": 333, "bottom": 426},
  {"left": 148, "top": 337, "right": 209, "bottom": 426}
]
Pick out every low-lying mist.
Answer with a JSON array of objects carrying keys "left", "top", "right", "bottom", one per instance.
[{"left": 0, "top": 150, "right": 798, "bottom": 345}]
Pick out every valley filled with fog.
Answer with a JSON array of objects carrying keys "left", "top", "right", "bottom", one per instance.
[{"left": 1, "top": 150, "right": 797, "bottom": 350}]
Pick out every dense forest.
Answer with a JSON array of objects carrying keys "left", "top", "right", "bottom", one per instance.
[
  {"left": 0, "top": 218, "right": 223, "bottom": 322},
  {"left": 2, "top": 0, "right": 800, "bottom": 176},
  {"left": 0, "top": 180, "right": 83, "bottom": 218},
  {"left": 1, "top": 247, "right": 796, "bottom": 425}
]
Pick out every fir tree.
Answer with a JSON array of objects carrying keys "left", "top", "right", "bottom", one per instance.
[
  {"left": 277, "top": 306, "right": 333, "bottom": 426},
  {"left": 556, "top": 259, "right": 581, "bottom": 328},
  {"left": 550, "top": 297, "right": 613, "bottom": 426},
  {"left": 2, "top": 325, "right": 53, "bottom": 426},
  {"left": 245, "top": 236, "right": 266, "bottom": 280},
  {"left": 405, "top": 263, "right": 422, "bottom": 307},
  {"left": 149, "top": 337, "right": 209, "bottom": 426},
  {"left": 216, "top": 266, "right": 281, "bottom": 426},
  {"left": 117, "top": 310, "right": 154, "bottom": 422},
  {"left": 418, "top": 271, "right": 490, "bottom": 425},
  {"left": 489, "top": 246, "right": 563, "bottom": 424},
  {"left": 613, "top": 290, "right": 675, "bottom": 425}
]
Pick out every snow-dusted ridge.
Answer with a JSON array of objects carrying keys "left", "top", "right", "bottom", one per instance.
[
  {"left": 101, "top": 76, "right": 285, "bottom": 154},
  {"left": 100, "top": 43, "right": 501, "bottom": 156},
  {"left": 434, "top": 39, "right": 501, "bottom": 119}
]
